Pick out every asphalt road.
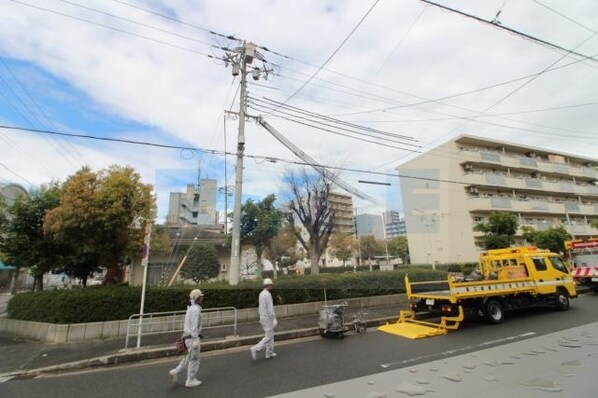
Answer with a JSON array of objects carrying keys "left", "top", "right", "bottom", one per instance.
[{"left": 2, "top": 293, "right": 597, "bottom": 398}]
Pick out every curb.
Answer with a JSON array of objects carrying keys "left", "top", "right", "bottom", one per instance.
[{"left": 0, "top": 316, "right": 398, "bottom": 379}]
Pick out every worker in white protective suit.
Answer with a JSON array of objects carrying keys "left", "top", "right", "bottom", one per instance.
[
  {"left": 250, "top": 278, "right": 278, "bottom": 360},
  {"left": 169, "top": 289, "right": 203, "bottom": 388}
]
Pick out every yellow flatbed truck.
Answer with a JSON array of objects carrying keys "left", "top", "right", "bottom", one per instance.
[{"left": 379, "top": 246, "right": 577, "bottom": 339}]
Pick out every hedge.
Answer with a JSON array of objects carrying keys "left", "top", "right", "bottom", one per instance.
[{"left": 7, "top": 268, "right": 448, "bottom": 324}]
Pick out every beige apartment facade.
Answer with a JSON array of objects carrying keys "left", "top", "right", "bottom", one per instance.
[
  {"left": 328, "top": 191, "right": 355, "bottom": 235},
  {"left": 397, "top": 134, "right": 598, "bottom": 264}
]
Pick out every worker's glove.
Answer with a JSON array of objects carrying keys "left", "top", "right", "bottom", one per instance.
[
  {"left": 273, "top": 318, "right": 278, "bottom": 328},
  {"left": 191, "top": 338, "right": 200, "bottom": 350}
]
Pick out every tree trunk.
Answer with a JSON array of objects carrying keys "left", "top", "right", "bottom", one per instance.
[
  {"left": 310, "top": 251, "right": 320, "bottom": 275},
  {"left": 35, "top": 275, "right": 43, "bottom": 292},
  {"left": 9, "top": 268, "right": 18, "bottom": 295},
  {"left": 256, "top": 252, "right": 264, "bottom": 276}
]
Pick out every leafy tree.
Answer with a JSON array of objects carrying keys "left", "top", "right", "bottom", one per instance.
[
  {"left": 180, "top": 243, "right": 220, "bottom": 283},
  {"left": 387, "top": 236, "right": 410, "bottom": 264},
  {"left": 266, "top": 225, "right": 299, "bottom": 277},
  {"left": 1, "top": 183, "right": 62, "bottom": 291},
  {"left": 360, "top": 235, "right": 383, "bottom": 270},
  {"left": 474, "top": 211, "right": 518, "bottom": 250},
  {"left": 329, "top": 232, "right": 354, "bottom": 266},
  {"left": 282, "top": 169, "right": 335, "bottom": 275},
  {"left": 592, "top": 219, "right": 598, "bottom": 230},
  {"left": 522, "top": 225, "right": 570, "bottom": 254},
  {"left": 45, "top": 166, "right": 155, "bottom": 285},
  {"left": 240, "top": 194, "right": 284, "bottom": 275},
  {"left": 150, "top": 224, "right": 173, "bottom": 257}
]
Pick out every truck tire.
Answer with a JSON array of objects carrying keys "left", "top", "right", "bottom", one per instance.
[
  {"left": 555, "top": 290, "right": 570, "bottom": 311},
  {"left": 484, "top": 299, "right": 504, "bottom": 324}
]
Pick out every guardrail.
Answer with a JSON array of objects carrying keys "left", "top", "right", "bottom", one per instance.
[{"left": 125, "top": 306, "right": 237, "bottom": 348}]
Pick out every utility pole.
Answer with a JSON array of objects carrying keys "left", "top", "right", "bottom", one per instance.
[
  {"left": 354, "top": 207, "right": 362, "bottom": 272},
  {"left": 224, "top": 42, "right": 261, "bottom": 285}
]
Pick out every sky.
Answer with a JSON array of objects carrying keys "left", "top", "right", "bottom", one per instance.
[{"left": 1, "top": 0, "right": 597, "bottom": 223}]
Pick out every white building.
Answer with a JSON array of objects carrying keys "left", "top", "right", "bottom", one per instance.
[
  {"left": 397, "top": 134, "right": 598, "bottom": 264},
  {"left": 166, "top": 180, "right": 217, "bottom": 227}
]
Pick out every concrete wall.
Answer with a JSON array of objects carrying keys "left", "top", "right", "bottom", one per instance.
[{"left": 0, "top": 294, "right": 405, "bottom": 343}]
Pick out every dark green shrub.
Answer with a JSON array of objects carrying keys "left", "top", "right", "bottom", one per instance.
[{"left": 7, "top": 268, "right": 447, "bottom": 323}]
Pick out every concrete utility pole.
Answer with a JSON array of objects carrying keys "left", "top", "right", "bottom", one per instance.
[{"left": 227, "top": 42, "right": 258, "bottom": 285}]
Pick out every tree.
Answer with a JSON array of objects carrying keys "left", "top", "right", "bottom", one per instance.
[
  {"left": 387, "top": 236, "right": 410, "bottom": 264},
  {"left": 329, "top": 232, "right": 354, "bottom": 266},
  {"left": 1, "top": 183, "right": 62, "bottom": 291},
  {"left": 150, "top": 225, "right": 174, "bottom": 257},
  {"left": 180, "top": 243, "right": 220, "bottom": 283},
  {"left": 474, "top": 211, "right": 518, "bottom": 250},
  {"left": 282, "top": 169, "right": 335, "bottom": 275},
  {"left": 240, "top": 194, "right": 285, "bottom": 275},
  {"left": 266, "top": 225, "right": 299, "bottom": 277},
  {"left": 45, "top": 166, "right": 156, "bottom": 285},
  {"left": 522, "top": 225, "right": 571, "bottom": 254},
  {"left": 360, "top": 235, "right": 383, "bottom": 270}
]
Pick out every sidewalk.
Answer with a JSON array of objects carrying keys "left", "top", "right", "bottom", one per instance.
[{"left": 0, "top": 304, "right": 400, "bottom": 379}]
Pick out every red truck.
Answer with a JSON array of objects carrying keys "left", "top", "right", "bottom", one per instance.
[{"left": 566, "top": 238, "right": 598, "bottom": 292}]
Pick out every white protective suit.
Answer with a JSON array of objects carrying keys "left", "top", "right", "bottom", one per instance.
[
  {"left": 172, "top": 299, "right": 203, "bottom": 383},
  {"left": 252, "top": 288, "right": 277, "bottom": 358}
]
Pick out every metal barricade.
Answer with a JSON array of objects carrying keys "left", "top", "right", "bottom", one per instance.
[{"left": 125, "top": 306, "right": 237, "bottom": 348}]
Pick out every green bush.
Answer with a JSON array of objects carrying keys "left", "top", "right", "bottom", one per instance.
[{"left": 7, "top": 268, "right": 447, "bottom": 323}]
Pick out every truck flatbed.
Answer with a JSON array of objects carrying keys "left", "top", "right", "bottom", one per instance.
[{"left": 408, "top": 276, "right": 537, "bottom": 303}]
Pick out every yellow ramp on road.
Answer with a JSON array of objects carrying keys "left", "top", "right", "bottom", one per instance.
[{"left": 378, "top": 307, "right": 464, "bottom": 339}]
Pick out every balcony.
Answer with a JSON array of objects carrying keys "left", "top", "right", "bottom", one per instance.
[
  {"left": 459, "top": 149, "right": 597, "bottom": 180},
  {"left": 463, "top": 172, "right": 598, "bottom": 196},
  {"left": 466, "top": 196, "right": 597, "bottom": 215}
]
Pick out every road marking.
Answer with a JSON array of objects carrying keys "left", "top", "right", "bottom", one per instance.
[
  {"left": 379, "top": 331, "right": 537, "bottom": 369},
  {"left": 0, "top": 375, "right": 14, "bottom": 383}
]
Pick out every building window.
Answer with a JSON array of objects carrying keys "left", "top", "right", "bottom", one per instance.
[{"left": 192, "top": 211, "right": 198, "bottom": 218}]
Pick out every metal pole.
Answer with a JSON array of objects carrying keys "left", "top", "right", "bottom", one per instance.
[
  {"left": 137, "top": 222, "right": 152, "bottom": 348},
  {"left": 229, "top": 44, "right": 248, "bottom": 286},
  {"left": 354, "top": 207, "right": 362, "bottom": 271},
  {"left": 383, "top": 214, "right": 390, "bottom": 269}
]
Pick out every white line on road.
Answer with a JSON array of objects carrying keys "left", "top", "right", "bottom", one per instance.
[{"left": 379, "top": 331, "right": 537, "bottom": 369}]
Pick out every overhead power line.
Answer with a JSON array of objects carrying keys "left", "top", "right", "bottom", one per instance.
[
  {"left": 270, "top": 0, "right": 381, "bottom": 111},
  {"left": 252, "top": 96, "right": 419, "bottom": 145},
  {"left": 56, "top": 0, "right": 229, "bottom": 50},
  {"left": 110, "top": 0, "right": 242, "bottom": 42},
  {"left": 532, "top": 0, "right": 597, "bottom": 34},
  {"left": 0, "top": 124, "right": 472, "bottom": 187},
  {"left": 9, "top": 0, "right": 224, "bottom": 60},
  {"left": 419, "top": 0, "right": 598, "bottom": 64}
]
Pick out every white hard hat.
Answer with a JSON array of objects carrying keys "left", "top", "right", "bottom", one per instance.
[
  {"left": 263, "top": 278, "right": 273, "bottom": 286},
  {"left": 189, "top": 289, "right": 203, "bottom": 299}
]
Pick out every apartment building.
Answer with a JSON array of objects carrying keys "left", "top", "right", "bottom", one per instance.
[
  {"left": 166, "top": 180, "right": 217, "bottom": 227},
  {"left": 384, "top": 210, "right": 406, "bottom": 237},
  {"left": 397, "top": 134, "right": 598, "bottom": 264},
  {"left": 328, "top": 191, "right": 355, "bottom": 235}
]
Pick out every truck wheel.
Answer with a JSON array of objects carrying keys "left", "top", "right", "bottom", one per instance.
[
  {"left": 555, "top": 290, "right": 570, "bottom": 311},
  {"left": 484, "top": 300, "right": 504, "bottom": 324}
]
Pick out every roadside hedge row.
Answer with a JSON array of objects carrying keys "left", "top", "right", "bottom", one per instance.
[{"left": 7, "top": 268, "right": 448, "bottom": 324}]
